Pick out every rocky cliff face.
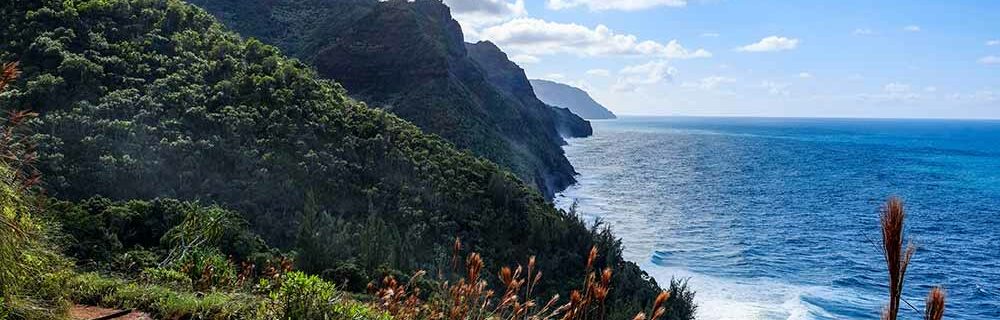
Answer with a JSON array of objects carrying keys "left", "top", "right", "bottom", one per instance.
[
  {"left": 189, "top": 0, "right": 585, "bottom": 198},
  {"left": 530, "top": 79, "right": 617, "bottom": 120},
  {"left": 465, "top": 41, "right": 592, "bottom": 139}
]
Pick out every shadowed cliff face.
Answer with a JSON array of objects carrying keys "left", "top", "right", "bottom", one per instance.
[
  {"left": 189, "top": 0, "right": 588, "bottom": 198},
  {"left": 465, "top": 41, "right": 593, "bottom": 140}
]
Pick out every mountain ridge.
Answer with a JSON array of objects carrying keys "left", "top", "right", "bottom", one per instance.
[
  {"left": 531, "top": 79, "right": 617, "bottom": 120},
  {"left": 188, "top": 0, "right": 589, "bottom": 198}
]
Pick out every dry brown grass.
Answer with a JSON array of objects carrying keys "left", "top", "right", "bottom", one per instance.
[
  {"left": 924, "top": 287, "right": 945, "bottom": 320},
  {"left": 0, "top": 62, "right": 20, "bottom": 93},
  {"left": 369, "top": 238, "right": 671, "bottom": 320},
  {"left": 880, "top": 197, "right": 915, "bottom": 320},
  {"left": 630, "top": 291, "right": 670, "bottom": 320},
  {"left": 878, "top": 197, "right": 947, "bottom": 320},
  {"left": 0, "top": 61, "right": 41, "bottom": 190}
]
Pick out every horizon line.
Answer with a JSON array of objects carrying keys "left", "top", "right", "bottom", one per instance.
[{"left": 609, "top": 113, "right": 1000, "bottom": 121}]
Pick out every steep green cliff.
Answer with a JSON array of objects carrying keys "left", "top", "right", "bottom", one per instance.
[{"left": 188, "top": 0, "right": 589, "bottom": 198}]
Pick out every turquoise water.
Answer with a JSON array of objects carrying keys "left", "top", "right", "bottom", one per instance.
[{"left": 555, "top": 116, "right": 1000, "bottom": 320}]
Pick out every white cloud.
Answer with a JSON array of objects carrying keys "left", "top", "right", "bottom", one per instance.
[
  {"left": 884, "top": 82, "right": 911, "bottom": 93},
  {"left": 445, "top": 0, "right": 527, "bottom": 40},
  {"left": 798, "top": 72, "right": 813, "bottom": 79},
  {"left": 613, "top": 60, "right": 675, "bottom": 92},
  {"left": 547, "top": 0, "right": 687, "bottom": 11},
  {"left": 480, "top": 18, "right": 711, "bottom": 59},
  {"left": 858, "top": 82, "right": 922, "bottom": 102},
  {"left": 924, "top": 86, "right": 937, "bottom": 93},
  {"left": 980, "top": 56, "right": 1000, "bottom": 65},
  {"left": 682, "top": 76, "right": 735, "bottom": 90},
  {"left": 853, "top": 28, "right": 873, "bottom": 35},
  {"left": 509, "top": 54, "right": 540, "bottom": 64},
  {"left": 701, "top": 32, "right": 720, "bottom": 38},
  {"left": 988, "top": 40, "right": 1000, "bottom": 46},
  {"left": 737, "top": 36, "right": 799, "bottom": 52},
  {"left": 903, "top": 25, "right": 921, "bottom": 32},
  {"left": 586, "top": 69, "right": 611, "bottom": 76},
  {"left": 760, "top": 81, "right": 790, "bottom": 96},
  {"left": 950, "top": 90, "right": 997, "bottom": 102},
  {"left": 546, "top": 73, "right": 566, "bottom": 80}
]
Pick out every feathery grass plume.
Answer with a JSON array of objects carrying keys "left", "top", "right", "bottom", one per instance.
[
  {"left": 881, "top": 197, "right": 915, "bottom": 320},
  {"left": 629, "top": 291, "right": 671, "bottom": 320},
  {"left": 368, "top": 245, "right": 626, "bottom": 320},
  {"left": 371, "top": 271, "right": 427, "bottom": 320},
  {"left": 1, "top": 60, "right": 69, "bottom": 319},
  {"left": 586, "top": 246, "right": 598, "bottom": 271},
  {"left": 0, "top": 62, "right": 20, "bottom": 93},
  {"left": 452, "top": 237, "right": 462, "bottom": 273},
  {"left": 0, "top": 62, "right": 41, "bottom": 191},
  {"left": 924, "top": 287, "right": 945, "bottom": 320}
]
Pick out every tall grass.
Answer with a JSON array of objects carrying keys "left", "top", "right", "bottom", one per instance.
[
  {"left": 370, "top": 239, "right": 673, "bottom": 320},
  {"left": 924, "top": 287, "right": 945, "bottom": 320},
  {"left": 878, "top": 197, "right": 946, "bottom": 320},
  {"left": 1, "top": 61, "right": 70, "bottom": 319}
]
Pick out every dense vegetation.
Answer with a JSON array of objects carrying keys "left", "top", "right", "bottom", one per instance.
[
  {"left": 0, "top": 0, "right": 692, "bottom": 318},
  {"left": 0, "top": 63, "right": 688, "bottom": 319},
  {"left": 186, "top": 0, "right": 592, "bottom": 198}
]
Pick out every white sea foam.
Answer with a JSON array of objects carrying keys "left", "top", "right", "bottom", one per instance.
[
  {"left": 556, "top": 166, "right": 855, "bottom": 320},
  {"left": 641, "top": 264, "right": 835, "bottom": 320}
]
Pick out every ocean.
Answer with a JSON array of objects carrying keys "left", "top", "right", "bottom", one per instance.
[{"left": 554, "top": 116, "right": 1000, "bottom": 320}]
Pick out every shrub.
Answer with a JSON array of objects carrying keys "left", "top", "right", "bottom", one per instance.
[
  {"left": 321, "top": 261, "right": 370, "bottom": 293},
  {"left": 269, "top": 271, "right": 389, "bottom": 320},
  {"left": 111, "top": 249, "right": 161, "bottom": 274},
  {"left": 140, "top": 267, "right": 193, "bottom": 290},
  {"left": 273, "top": 272, "right": 339, "bottom": 318},
  {"left": 175, "top": 248, "right": 239, "bottom": 292}
]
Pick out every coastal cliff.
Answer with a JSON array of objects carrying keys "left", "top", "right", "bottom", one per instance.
[{"left": 190, "top": 0, "right": 589, "bottom": 198}]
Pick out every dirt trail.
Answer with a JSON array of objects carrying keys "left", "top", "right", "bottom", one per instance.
[{"left": 68, "top": 305, "right": 153, "bottom": 320}]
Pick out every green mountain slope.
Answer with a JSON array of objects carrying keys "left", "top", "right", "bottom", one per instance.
[
  {"left": 186, "top": 0, "right": 589, "bottom": 198},
  {"left": 531, "top": 79, "right": 617, "bottom": 120},
  {"left": 0, "top": 0, "right": 663, "bottom": 315}
]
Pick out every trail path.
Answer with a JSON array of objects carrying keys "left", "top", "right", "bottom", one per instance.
[{"left": 69, "top": 305, "right": 153, "bottom": 320}]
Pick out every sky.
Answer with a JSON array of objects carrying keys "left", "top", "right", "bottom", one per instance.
[{"left": 443, "top": 0, "right": 1000, "bottom": 119}]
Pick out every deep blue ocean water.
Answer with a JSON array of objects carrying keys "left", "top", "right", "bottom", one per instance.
[{"left": 554, "top": 116, "right": 1000, "bottom": 320}]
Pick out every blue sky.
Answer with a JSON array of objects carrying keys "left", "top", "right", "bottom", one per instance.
[{"left": 444, "top": 0, "right": 1000, "bottom": 118}]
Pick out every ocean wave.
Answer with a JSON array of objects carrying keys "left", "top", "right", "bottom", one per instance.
[{"left": 556, "top": 117, "right": 1000, "bottom": 319}]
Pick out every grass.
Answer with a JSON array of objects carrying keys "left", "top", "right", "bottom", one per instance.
[
  {"left": 924, "top": 287, "right": 945, "bottom": 320},
  {"left": 368, "top": 239, "right": 676, "bottom": 320},
  {"left": 1, "top": 61, "right": 72, "bottom": 320},
  {"left": 66, "top": 272, "right": 259, "bottom": 318},
  {"left": 878, "top": 197, "right": 947, "bottom": 320},
  {"left": 65, "top": 272, "right": 389, "bottom": 320}
]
